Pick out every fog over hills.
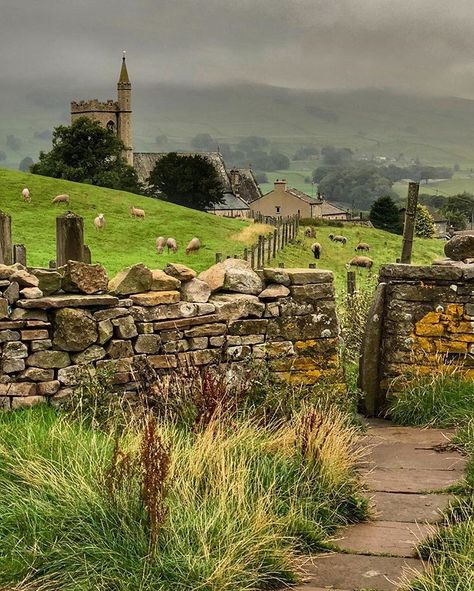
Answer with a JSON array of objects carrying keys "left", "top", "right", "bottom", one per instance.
[{"left": 3, "top": 81, "right": 474, "bottom": 169}]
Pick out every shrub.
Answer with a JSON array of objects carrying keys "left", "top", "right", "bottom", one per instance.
[{"left": 415, "top": 204, "right": 435, "bottom": 238}]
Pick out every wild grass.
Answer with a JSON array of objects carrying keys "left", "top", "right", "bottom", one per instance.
[
  {"left": 0, "top": 392, "right": 367, "bottom": 591},
  {"left": 231, "top": 222, "right": 274, "bottom": 245},
  {"left": 388, "top": 372, "right": 474, "bottom": 429}
]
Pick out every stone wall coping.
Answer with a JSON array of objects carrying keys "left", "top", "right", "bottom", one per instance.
[
  {"left": 17, "top": 294, "right": 119, "bottom": 309},
  {"left": 379, "top": 263, "right": 471, "bottom": 282}
]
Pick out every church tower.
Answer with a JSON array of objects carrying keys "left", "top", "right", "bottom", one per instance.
[{"left": 117, "top": 52, "right": 133, "bottom": 166}]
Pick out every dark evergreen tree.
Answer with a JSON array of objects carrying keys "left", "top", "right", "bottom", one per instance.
[
  {"left": 31, "top": 117, "right": 143, "bottom": 194},
  {"left": 19, "top": 157, "right": 34, "bottom": 172},
  {"left": 369, "top": 196, "right": 403, "bottom": 234},
  {"left": 147, "top": 152, "right": 224, "bottom": 210}
]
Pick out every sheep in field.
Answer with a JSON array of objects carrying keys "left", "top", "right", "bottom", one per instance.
[
  {"left": 156, "top": 236, "right": 167, "bottom": 254},
  {"left": 166, "top": 237, "right": 178, "bottom": 253},
  {"left": 330, "top": 234, "right": 347, "bottom": 245},
  {"left": 22, "top": 188, "right": 31, "bottom": 202},
  {"left": 52, "top": 194, "right": 69, "bottom": 205},
  {"left": 355, "top": 242, "right": 370, "bottom": 252},
  {"left": 349, "top": 255, "right": 373, "bottom": 269},
  {"left": 311, "top": 242, "right": 321, "bottom": 259},
  {"left": 185, "top": 237, "right": 201, "bottom": 255},
  {"left": 129, "top": 206, "right": 145, "bottom": 218},
  {"left": 94, "top": 214, "right": 106, "bottom": 231},
  {"left": 304, "top": 226, "right": 316, "bottom": 238}
]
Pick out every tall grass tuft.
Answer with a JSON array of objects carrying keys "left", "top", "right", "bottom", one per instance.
[
  {"left": 0, "top": 401, "right": 367, "bottom": 591},
  {"left": 388, "top": 371, "right": 474, "bottom": 428}
]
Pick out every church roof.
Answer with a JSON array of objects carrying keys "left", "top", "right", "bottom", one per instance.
[{"left": 118, "top": 55, "right": 130, "bottom": 84}]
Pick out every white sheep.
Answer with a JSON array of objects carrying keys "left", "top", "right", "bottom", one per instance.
[
  {"left": 52, "top": 194, "right": 69, "bottom": 205},
  {"left": 94, "top": 213, "right": 106, "bottom": 230},
  {"left": 185, "top": 237, "right": 201, "bottom": 255},
  {"left": 166, "top": 237, "right": 178, "bottom": 253},
  {"left": 156, "top": 236, "right": 166, "bottom": 254},
  {"left": 22, "top": 187, "right": 31, "bottom": 203},
  {"left": 129, "top": 205, "right": 145, "bottom": 218}
]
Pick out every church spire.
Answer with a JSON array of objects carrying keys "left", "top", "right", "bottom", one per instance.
[{"left": 118, "top": 50, "right": 130, "bottom": 85}]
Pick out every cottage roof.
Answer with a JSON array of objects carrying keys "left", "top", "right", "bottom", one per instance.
[
  {"left": 207, "top": 193, "right": 250, "bottom": 211},
  {"left": 320, "top": 200, "right": 348, "bottom": 217}
]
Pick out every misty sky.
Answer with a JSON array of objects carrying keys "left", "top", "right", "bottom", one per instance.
[{"left": 2, "top": 0, "right": 474, "bottom": 96}]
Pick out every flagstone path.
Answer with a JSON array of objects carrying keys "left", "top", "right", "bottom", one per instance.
[{"left": 295, "top": 419, "right": 467, "bottom": 591}]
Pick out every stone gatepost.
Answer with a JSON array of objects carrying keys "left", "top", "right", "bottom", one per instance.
[{"left": 56, "top": 212, "right": 85, "bottom": 267}]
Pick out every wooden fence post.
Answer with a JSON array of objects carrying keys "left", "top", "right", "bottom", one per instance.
[
  {"left": 347, "top": 271, "right": 356, "bottom": 295},
  {"left": 273, "top": 229, "right": 277, "bottom": 259},
  {"left": 250, "top": 246, "right": 255, "bottom": 269},
  {"left": 257, "top": 236, "right": 263, "bottom": 269},
  {"left": 278, "top": 262, "right": 285, "bottom": 268},
  {"left": 56, "top": 212, "right": 85, "bottom": 267},
  {"left": 401, "top": 181, "right": 419, "bottom": 265},
  {"left": 13, "top": 244, "right": 27, "bottom": 267},
  {"left": 267, "top": 234, "right": 272, "bottom": 264},
  {"left": 0, "top": 211, "right": 13, "bottom": 266},
  {"left": 215, "top": 252, "right": 222, "bottom": 264},
  {"left": 309, "top": 263, "right": 316, "bottom": 269},
  {"left": 243, "top": 247, "right": 248, "bottom": 262}
]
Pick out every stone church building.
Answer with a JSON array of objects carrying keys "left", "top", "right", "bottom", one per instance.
[{"left": 70, "top": 55, "right": 261, "bottom": 215}]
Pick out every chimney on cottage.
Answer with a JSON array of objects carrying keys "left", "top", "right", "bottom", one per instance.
[
  {"left": 274, "top": 179, "right": 287, "bottom": 192},
  {"left": 230, "top": 169, "right": 241, "bottom": 187}
]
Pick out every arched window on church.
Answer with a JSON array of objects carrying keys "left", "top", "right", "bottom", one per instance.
[{"left": 106, "top": 120, "right": 116, "bottom": 133}]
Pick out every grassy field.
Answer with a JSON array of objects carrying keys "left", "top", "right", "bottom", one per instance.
[
  {"left": 0, "top": 168, "right": 252, "bottom": 275},
  {"left": 271, "top": 224, "right": 445, "bottom": 292}
]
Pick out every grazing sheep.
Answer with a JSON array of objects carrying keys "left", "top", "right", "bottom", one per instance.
[
  {"left": 52, "top": 194, "right": 69, "bottom": 205},
  {"left": 349, "top": 255, "right": 373, "bottom": 269},
  {"left": 185, "top": 237, "right": 201, "bottom": 255},
  {"left": 22, "top": 187, "right": 31, "bottom": 202},
  {"left": 311, "top": 242, "right": 321, "bottom": 259},
  {"left": 331, "top": 235, "right": 347, "bottom": 245},
  {"left": 355, "top": 242, "right": 370, "bottom": 252},
  {"left": 94, "top": 213, "right": 106, "bottom": 231},
  {"left": 156, "top": 236, "right": 167, "bottom": 254},
  {"left": 304, "top": 226, "right": 316, "bottom": 238},
  {"left": 328, "top": 233, "right": 334, "bottom": 241},
  {"left": 129, "top": 205, "right": 145, "bottom": 218},
  {"left": 166, "top": 237, "right": 178, "bottom": 253}
]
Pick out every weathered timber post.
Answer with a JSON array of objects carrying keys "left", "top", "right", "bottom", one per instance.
[
  {"left": 347, "top": 271, "right": 356, "bottom": 296},
  {"left": 243, "top": 247, "right": 248, "bottom": 262},
  {"left": 267, "top": 234, "right": 272, "bottom": 264},
  {"left": 278, "top": 262, "right": 285, "bottom": 268},
  {"left": 250, "top": 246, "right": 255, "bottom": 269},
  {"left": 309, "top": 263, "right": 316, "bottom": 269},
  {"left": 257, "top": 236, "right": 263, "bottom": 268},
  {"left": 215, "top": 253, "right": 222, "bottom": 264},
  {"left": 400, "top": 182, "right": 419, "bottom": 264},
  {"left": 83, "top": 244, "right": 92, "bottom": 264},
  {"left": 0, "top": 211, "right": 13, "bottom": 265},
  {"left": 273, "top": 229, "right": 277, "bottom": 258},
  {"left": 13, "top": 244, "right": 26, "bottom": 267},
  {"left": 56, "top": 212, "right": 85, "bottom": 267}
]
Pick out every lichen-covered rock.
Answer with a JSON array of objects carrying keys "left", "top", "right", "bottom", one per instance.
[
  {"left": 134, "top": 334, "right": 161, "bottom": 354},
  {"left": 27, "top": 350, "right": 71, "bottom": 369},
  {"left": 130, "top": 291, "right": 180, "bottom": 306},
  {"left": 108, "top": 263, "right": 152, "bottom": 295},
  {"left": 31, "top": 269, "right": 62, "bottom": 296},
  {"left": 3, "top": 341, "right": 28, "bottom": 359},
  {"left": 72, "top": 345, "right": 107, "bottom": 365},
  {"left": 180, "top": 278, "right": 211, "bottom": 303},
  {"left": 445, "top": 235, "right": 474, "bottom": 261},
  {"left": 259, "top": 284, "right": 290, "bottom": 299},
  {"left": 199, "top": 259, "right": 263, "bottom": 295},
  {"left": 163, "top": 263, "right": 197, "bottom": 282},
  {"left": 62, "top": 261, "right": 108, "bottom": 294},
  {"left": 98, "top": 319, "right": 114, "bottom": 345},
  {"left": 210, "top": 293, "right": 265, "bottom": 320},
  {"left": 4, "top": 281, "right": 19, "bottom": 304},
  {"left": 106, "top": 339, "right": 134, "bottom": 359},
  {"left": 20, "top": 287, "right": 43, "bottom": 299},
  {"left": 0, "top": 297, "right": 9, "bottom": 319},
  {"left": 0, "top": 265, "right": 16, "bottom": 280},
  {"left": 112, "top": 315, "right": 138, "bottom": 338},
  {"left": 10, "top": 269, "right": 39, "bottom": 288},
  {"left": 53, "top": 308, "right": 98, "bottom": 351},
  {"left": 263, "top": 268, "right": 291, "bottom": 286},
  {"left": 150, "top": 270, "right": 181, "bottom": 291}
]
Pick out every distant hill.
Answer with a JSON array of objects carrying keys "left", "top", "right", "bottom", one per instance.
[
  {"left": 0, "top": 168, "right": 249, "bottom": 274},
  {"left": 2, "top": 82, "right": 474, "bottom": 169}
]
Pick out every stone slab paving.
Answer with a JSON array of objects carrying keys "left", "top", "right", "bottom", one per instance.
[{"left": 294, "top": 421, "right": 466, "bottom": 591}]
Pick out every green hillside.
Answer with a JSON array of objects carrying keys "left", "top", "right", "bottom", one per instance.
[
  {"left": 0, "top": 168, "right": 248, "bottom": 275},
  {"left": 273, "top": 225, "right": 445, "bottom": 292}
]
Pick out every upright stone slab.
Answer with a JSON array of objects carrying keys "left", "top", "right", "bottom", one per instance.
[{"left": 56, "top": 212, "right": 85, "bottom": 267}]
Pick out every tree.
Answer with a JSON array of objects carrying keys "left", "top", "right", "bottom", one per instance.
[
  {"left": 31, "top": 117, "right": 143, "bottom": 194},
  {"left": 321, "top": 145, "right": 352, "bottom": 166},
  {"left": 147, "top": 152, "right": 224, "bottom": 210},
  {"left": 369, "top": 196, "right": 403, "bottom": 234},
  {"left": 269, "top": 150, "right": 290, "bottom": 170},
  {"left": 441, "top": 192, "right": 474, "bottom": 225},
  {"left": 414, "top": 204, "right": 435, "bottom": 238},
  {"left": 19, "top": 157, "right": 34, "bottom": 172},
  {"left": 191, "top": 133, "right": 215, "bottom": 150}
]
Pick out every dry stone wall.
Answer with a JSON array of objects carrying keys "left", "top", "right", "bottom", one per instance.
[
  {"left": 0, "top": 259, "right": 342, "bottom": 409},
  {"left": 360, "top": 262, "right": 474, "bottom": 415}
]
